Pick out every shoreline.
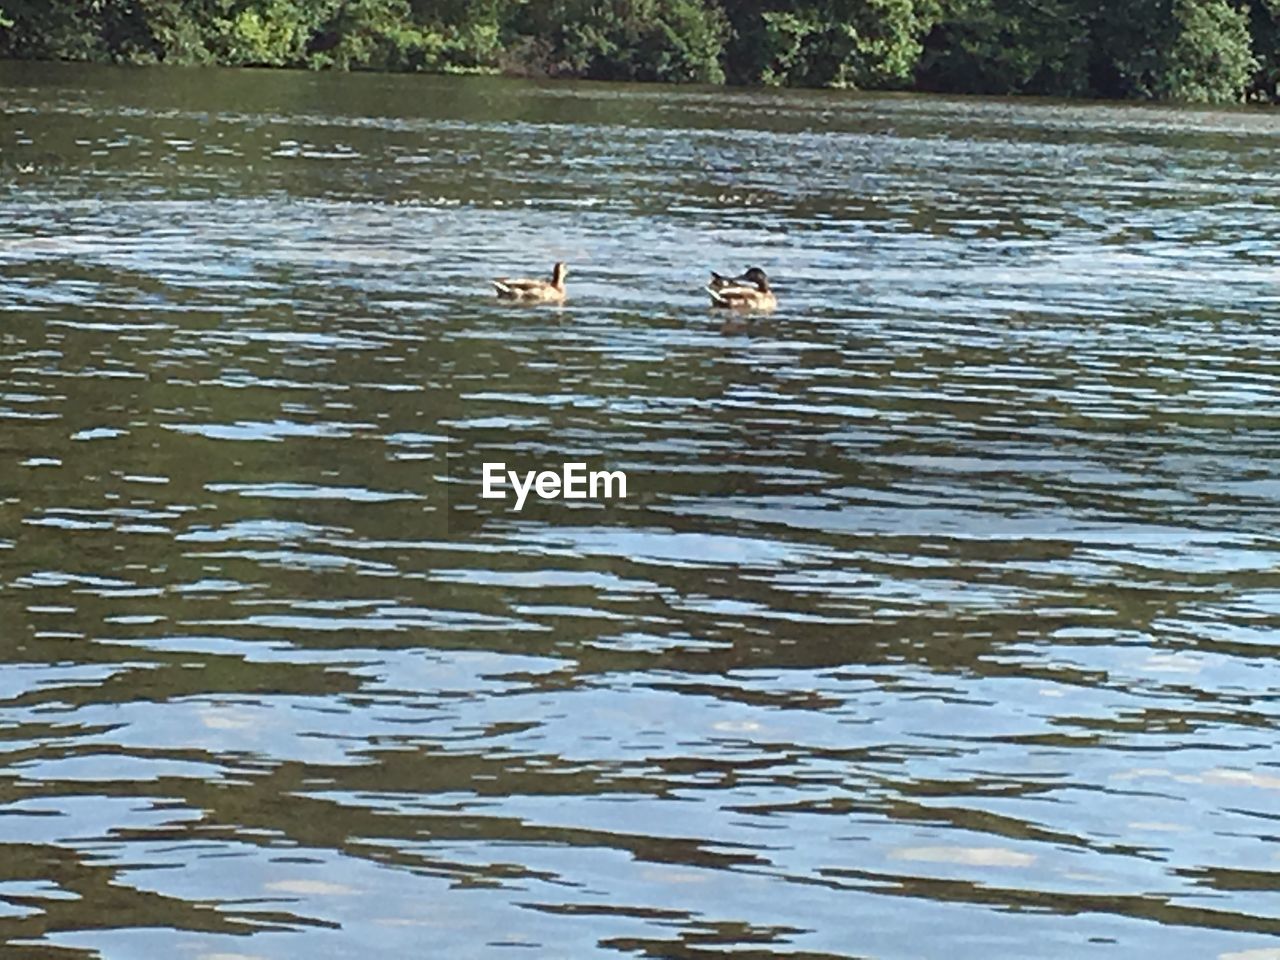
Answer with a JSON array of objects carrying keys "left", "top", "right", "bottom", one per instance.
[{"left": 1, "top": 57, "right": 1275, "bottom": 115}]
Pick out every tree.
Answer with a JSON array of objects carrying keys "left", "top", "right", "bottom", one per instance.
[
  {"left": 0, "top": 0, "right": 111, "bottom": 60},
  {"left": 753, "top": 0, "right": 940, "bottom": 88},
  {"left": 1092, "top": 0, "right": 1255, "bottom": 102},
  {"left": 1249, "top": 0, "right": 1280, "bottom": 99},
  {"left": 917, "top": 0, "right": 1093, "bottom": 97},
  {"left": 1158, "top": 0, "right": 1256, "bottom": 100},
  {"left": 511, "top": 0, "right": 729, "bottom": 82},
  {"left": 0, "top": 0, "right": 1269, "bottom": 101}
]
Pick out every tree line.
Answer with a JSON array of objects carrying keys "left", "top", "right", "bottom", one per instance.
[{"left": 1, "top": 0, "right": 1278, "bottom": 103}]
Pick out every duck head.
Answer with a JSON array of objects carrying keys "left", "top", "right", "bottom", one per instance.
[{"left": 741, "top": 267, "right": 770, "bottom": 292}]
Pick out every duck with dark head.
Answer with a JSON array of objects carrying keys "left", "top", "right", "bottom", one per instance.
[
  {"left": 706, "top": 266, "right": 776, "bottom": 311},
  {"left": 492, "top": 262, "right": 568, "bottom": 303}
]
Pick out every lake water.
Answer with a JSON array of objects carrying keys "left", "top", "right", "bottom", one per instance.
[{"left": 1, "top": 61, "right": 1279, "bottom": 959}]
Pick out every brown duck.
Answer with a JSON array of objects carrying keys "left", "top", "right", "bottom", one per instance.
[
  {"left": 492, "top": 262, "right": 568, "bottom": 303},
  {"left": 706, "top": 266, "right": 776, "bottom": 311}
]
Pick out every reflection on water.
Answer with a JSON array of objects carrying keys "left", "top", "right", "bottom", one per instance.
[{"left": 1, "top": 61, "right": 1279, "bottom": 959}]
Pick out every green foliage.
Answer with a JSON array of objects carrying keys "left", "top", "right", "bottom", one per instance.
[
  {"left": 919, "top": 0, "right": 1256, "bottom": 101},
  {"left": 303, "top": 0, "right": 431, "bottom": 71},
  {"left": 410, "top": 0, "right": 507, "bottom": 71},
  {"left": 140, "top": 0, "right": 221, "bottom": 64},
  {"left": 0, "top": 0, "right": 1272, "bottom": 101},
  {"left": 0, "top": 0, "right": 109, "bottom": 61},
  {"left": 218, "top": 1, "right": 316, "bottom": 66},
  {"left": 917, "top": 0, "right": 1093, "bottom": 96},
  {"left": 1090, "top": 0, "right": 1255, "bottom": 102},
  {"left": 521, "top": 0, "right": 729, "bottom": 83},
  {"left": 1159, "top": 0, "right": 1256, "bottom": 101},
  {"left": 1250, "top": 0, "right": 1280, "bottom": 100},
  {"left": 759, "top": 0, "right": 939, "bottom": 88}
]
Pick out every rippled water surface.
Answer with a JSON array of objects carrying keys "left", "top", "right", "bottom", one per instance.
[{"left": 2, "top": 61, "right": 1279, "bottom": 959}]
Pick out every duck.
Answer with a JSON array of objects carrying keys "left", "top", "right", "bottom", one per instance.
[
  {"left": 492, "top": 262, "right": 568, "bottom": 302},
  {"left": 706, "top": 266, "right": 776, "bottom": 311}
]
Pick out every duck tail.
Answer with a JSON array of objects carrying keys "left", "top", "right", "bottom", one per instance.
[
  {"left": 705, "top": 285, "right": 729, "bottom": 305},
  {"left": 491, "top": 279, "right": 512, "bottom": 295}
]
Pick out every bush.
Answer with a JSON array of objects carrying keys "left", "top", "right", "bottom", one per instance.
[
  {"left": 1093, "top": 0, "right": 1255, "bottom": 101},
  {"left": 758, "top": 0, "right": 939, "bottom": 88},
  {"left": 217, "top": 1, "right": 317, "bottom": 66},
  {"left": 1159, "top": 0, "right": 1256, "bottom": 101},
  {"left": 1249, "top": 0, "right": 1280, "bottom": 99},
  {"left": 917, "top": 0, "right": 1093, "bottom": 97},
  {"left": 0, "top": 0, "right": 112, "bottom": 61},
  {"left": 0, "top": 0, "right": 1271, "bottom": 101},
  {"left": 529, "top": 0, "right": 729, "bottom": 83}
]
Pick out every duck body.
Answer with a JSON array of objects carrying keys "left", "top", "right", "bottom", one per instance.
[
  {"left": 493, "top": 262, "right": 568, "bottom": 302},
  {"left": 708, "top": 269, "right": 746, "bottom": 292},
  {"left": 706, "top": 266, "right": 776, "bottom": 311}
]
